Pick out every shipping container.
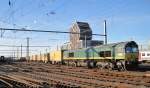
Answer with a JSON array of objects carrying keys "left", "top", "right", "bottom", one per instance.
[{"left": 50, "top": 51, "right": 62, "bottom": 64}]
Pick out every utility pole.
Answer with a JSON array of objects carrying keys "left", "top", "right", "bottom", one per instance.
[
  {"left": 17, "top": 47, "right": 19, "bottom": 59},
  {"left": 104, "top": 20, "right": 107, "bottom": 44},
  {"left": 21, "top": 44, "right": 22, "bottom": 58},
  {"left": 85, "top": 35, "right": 87, "bottom": 48},
  {"left": 40, "top": 51, "right": 41, "bottom": 61},
  {"left": 13, "top": 51, "right": 15, "bottom": 59},
  {"left": 1, "top": 30, "right": 5, "bottom": 38},
  {"left": 26, "top": 37, "right": 30, "bottom": 61},
  {"left": 57, "top": 45, "right": 58, "bottom": 50},
  {"left": 46, "top": 49, "right": 47, "bottom": 53},
  {"left": 140, "top": 45, "right": 142, "bottom": 51}
]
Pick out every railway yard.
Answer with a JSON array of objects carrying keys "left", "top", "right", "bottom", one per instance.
[
  {"left": 0, "top": 62, "right": 149, "bottom": 88},
  {"left": 0, "top": 1, "right": 149, "bottom": 88}
]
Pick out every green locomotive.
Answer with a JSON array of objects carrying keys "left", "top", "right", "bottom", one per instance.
[{"left": 63, "top": 41, "right": 139, "bottom": 70}]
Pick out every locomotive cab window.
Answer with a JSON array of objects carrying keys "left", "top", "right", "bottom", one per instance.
[
  {"left": 132, "top": 47, "right": 138, "bottom": 52},
  {"left": 126, "top": 46, "right": 138, "bottom": 53},
  {"left": 125, "top": 47, "right": 132, "bottom": 53},
  {"left": 68, "top": 52, "right": 74, "bottom": 57}
]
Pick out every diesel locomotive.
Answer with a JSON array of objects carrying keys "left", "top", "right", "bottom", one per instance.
[{"left": 62, "top": 41, "right": 139, "bottom": 70}]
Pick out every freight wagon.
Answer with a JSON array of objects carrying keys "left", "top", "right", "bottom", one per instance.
[
  {"left": 31, "top": 53, "right": 50, "bottom": 63},
  {"left": 50, "top": 51, "right": 62, "bottom": 64}
]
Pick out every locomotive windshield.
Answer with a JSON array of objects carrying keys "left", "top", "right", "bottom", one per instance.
[
  {"left": 125, "top": 47, "right": 138, "bottom": 53},
  {"left": 132, "top": 47, "right": 138, "bottom": 52}
]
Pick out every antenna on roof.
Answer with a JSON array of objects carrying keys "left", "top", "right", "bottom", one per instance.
[{"left": 104, "top": 20, "right": 107, "bottom": 44}]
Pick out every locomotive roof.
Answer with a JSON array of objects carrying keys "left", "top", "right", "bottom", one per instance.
[
  {"left": 96, "top": 41, "right": 137, "bottom": 48},
  {"left": 100, "top": 41, "right": 135, "bottom": 46},
  {"left": 66, "top": 41, "right": 138, "bottom": 52}
]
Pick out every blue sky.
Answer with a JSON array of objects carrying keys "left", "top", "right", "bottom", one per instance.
[{"left": 0, "top": 0, "right": 150, "bottom": 56}]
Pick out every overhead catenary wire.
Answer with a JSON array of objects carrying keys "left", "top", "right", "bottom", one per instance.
[
  {"left": 0, "top": 0, "right": 36, "bottom": 32},
  {"left": 0, "top": 28, "right": 106, "bottom": 36},
  {"left": 0, "top": 45, "right": 51, "bottom": 47},
  {"left": 0, "top": 50, "right": 37, "bottom": 51},
  {"left": 0, "top": 51, "right": 32, "bottom": 53}
]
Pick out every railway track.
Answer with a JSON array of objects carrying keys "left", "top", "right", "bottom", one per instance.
[
  {"left": 0, "top": 62, "right": 150, "bottom": 88},
  {"left": 12, "top": 62, "right": 150, "bottom": 87},
  {"left": 0, "top": 74, "right": 43, "bottom": 88},
  {"left": 34, "top": 64, "right": 150, "bottom": 87},
  {"left": 0, "top": 64, "right": 82, "bottom": 88},
  {"left": 13, "top": 62, "right": 150, "bottom": 87}
]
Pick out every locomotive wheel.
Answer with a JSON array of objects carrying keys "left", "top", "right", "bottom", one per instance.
[
  {"left": 87, "top": 60, "right": 92, "bottom": 68},
  {"left": 107, "top": 62, "right": 114, "bottom": 70},
  {"left": 93, "top": 61, "right": 97, "bottom": 68},
  {"left": 97, "top": 63, "right": 103, "bottom": 70},
  {"left": 117, "top": 61, "right": 126, "bottom": 71},
  {"left": 89, "top": 61, "right": 97, "bottom": 68},
  {"left": 75, "top": 61, "right": 78, "bottom": 67}
]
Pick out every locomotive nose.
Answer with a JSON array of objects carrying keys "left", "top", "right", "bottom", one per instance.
[{"left": 126, "top": 53, "right": 138, "bottom": 61}]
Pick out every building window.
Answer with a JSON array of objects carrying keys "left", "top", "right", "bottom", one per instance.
[
  {"left": 99, "top": 51, "right": 111, "bottom": 57},
  {"left": 142, "top": 53, "right": 145, "bottom": 56},
  {"left": 68, "top": 52, "right": 74, "bottom": 57}
]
